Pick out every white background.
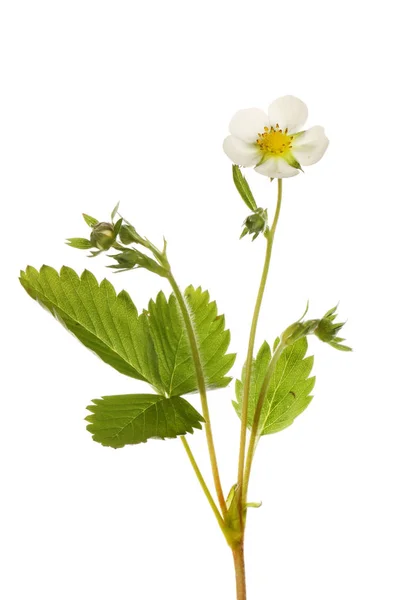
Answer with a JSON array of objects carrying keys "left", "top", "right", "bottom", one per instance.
[{"left": 1, "top": 1, "right": 397, "bottom": 599}]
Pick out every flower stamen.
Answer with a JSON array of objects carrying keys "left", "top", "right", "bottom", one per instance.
[{"left": 256, "top": 125, "right": 293, "bottom": 156}]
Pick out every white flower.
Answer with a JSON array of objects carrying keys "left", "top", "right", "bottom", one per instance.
[{"left": 223, "top": 96, "right": 329, "bottom": 178}]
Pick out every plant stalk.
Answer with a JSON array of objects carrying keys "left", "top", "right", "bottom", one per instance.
[
  {"left": 168, "top": 273, "right": 227, "bottom": 515},
  {"left": 242, "top": 341, "right": 285, "bottom": 504},
  {"left": 236, "top": 179, "right": 283, "bottom": 513},
  {"left": 233, "top": 542, "right": 247, "bottom": 600},
  {"left": 180, "top": 436, "right": 228, "bottom": 538}
]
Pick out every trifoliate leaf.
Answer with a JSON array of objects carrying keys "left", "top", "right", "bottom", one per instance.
[
  {"left": 233, "top": 337, "right": 315, "bottom": 435},
  {"left": 232, "top": 165, "right": 257, "bottom": 211},
  {"left": 86, "top": 393, "right": 204, "bottom": 448},
  {"left": 19, "top": 266, "right": 161, "bottom": 386},
  {"left": 66, "top": 237, "right": 93, "bottom": 249},
  {"left": 146, "top": 286, "right": 236, "bottom": 397}
]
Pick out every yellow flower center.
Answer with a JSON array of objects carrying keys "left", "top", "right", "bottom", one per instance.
[{"left": 256, "top": 124, "right": 294, "bottom": 156}]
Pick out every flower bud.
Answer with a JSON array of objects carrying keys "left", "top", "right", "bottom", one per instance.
[
  {"left": 281, "top": 319, "right": 318, "bottom": 346},
  {"left": 314, "top": 316, "right": 344, "bottom": 343},
  {"left": 109, "top": 248, "right": 169, "bottom": 277},
  {"left": 241, "top": 208, "right": 268, "bottom": 241},
  {"left": 90, "top": 222, "right": 116, "bottom": 251},
  {"left": 119, "top": 224, "right": 145, "bottom": 246},
  {"left": 280, "top": 306, "right": 351, "bottom": 351}
]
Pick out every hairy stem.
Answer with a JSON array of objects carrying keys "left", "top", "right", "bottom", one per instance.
[
  {"left": 168, "top": 273, "right": 227, "bottom": 515},
  {"left": 242, "top": 341, "right": 285, "bottom": 503},
  {"left": 233, "top": 542, "right": 247, "bottom": 600},
  {"left": 180, "top": 436, "right": 228, "bottom": 538},
  {"left": 236, "top": 179, "right": 283, "bottom": 514}
]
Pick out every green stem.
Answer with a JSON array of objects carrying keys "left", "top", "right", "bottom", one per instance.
[
  {"left": 242, "top": 341, "right": 285, "bottom": 504},
  {"left": 168, "top": 273, "right": 227, "bottom": 516},
  {"left": 236, "top": 179, "right": 283, "bottom": 516},
  {"left": 180, "top": 436, "right": 228, "bottom": 537}
]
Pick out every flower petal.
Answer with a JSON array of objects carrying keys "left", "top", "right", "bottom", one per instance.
[
  {"left": 255, "top": 157, "right": 299, "bottom": 178},
  {"left": 229, "top": 108, "right": 269, "bottom": 143},
  {"left": 223, "top": 135, "right": 262, "bottom": 167},
  {"left": 268, "top": 95, "right": 308, "bottom": 133},
  {"left": 291, "top": 126, "right": 329, "bottom": 166}
]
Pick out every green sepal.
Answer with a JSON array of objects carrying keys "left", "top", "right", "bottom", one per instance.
[
  {"left": 113, "top": 217, "right": 123, "bottom": 236},
  {"left": 82, "top": 213, "right": 98, "bottom": 227},
  {"left": 241, "top": 208, "right": 268, "bottom": 242},
  {"left": 328, "top": 341, "right": 352, "bottom": 352},
  {"left": 313, "top": 305, "right": 352, "bottom": 350},
  {"left": 65, "top": 237, "right": 93, "bottom": 249},
  {"left": 232, "top": 165, "right": 257, "bottom": 211},
  {"left": 111, "top": 201, "right": 120, "bottom": 222},
  {"left": 281, "top": 304, "right": 352, "bottom": 352},
  {"left": 119, "top": 223, "right": 146, "bottom": 246},
  {"left": 109, "top": 248, "right": 169, "bottom": 277},
  {"left": 90, "top": 222, "right": 116, "bottom": 251},
  {"left": 285, "top": 152, "right": 303, "bottom": 171},
  {"left": 86, "top": 393, "right": 204, "bottom": 448}
]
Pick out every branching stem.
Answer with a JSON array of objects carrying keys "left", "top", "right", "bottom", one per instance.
[
  {"left": 180, "top": 436, "right": 228, "bottom": 538},
  {"left": 168, "top": 272, "right": 227, "bottom": 516},
  {"left": 242, "top": 341, "right": 285, "bottom": 503},
  {"left": 236, "top": 179, "right": 283, "bottom": 517}
]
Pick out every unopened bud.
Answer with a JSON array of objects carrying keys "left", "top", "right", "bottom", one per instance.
[
  {"left": 314, "top": 317, "right": 344, "bottom": 343},
  {"left": 119, "top": 224, "right": 145, "bottom": 246},
  {"left": 90, "top": 222, "right": 116, "bottom": 251},
  {"left": 281, "top": 305, "right": 352, "bottom": 352},
  {"left": 281, "top": 319, "right": 318, "bottom": 346},
  {"left": 241, "top": 208, "right": 268, "bottom": 241}
]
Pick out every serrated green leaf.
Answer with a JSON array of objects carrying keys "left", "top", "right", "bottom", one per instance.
[
  {"left": 82, "top": 213, "right": 98, "bottom": 227},
  {"left": 19, "top": 266, "right": 161, "bottom": 386},
  {"left": 234, "top": 337, "right": 315, "bottom": 435},
  {"left": 146, "top": 286, "right": 236, "bottom": 397},
  {"left": 86, "top": 393, "right": 204, "bottom": 448},
  {"left": 232, "top": 165, "right": 257, "bottom": 211},
  {"left": 66, "top": 237, "right": 93, "bottom": 249}
]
